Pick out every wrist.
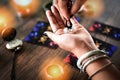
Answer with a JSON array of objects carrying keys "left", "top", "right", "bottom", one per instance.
[
  {"left": 76, "top": 50, "right": 108, "bottom": 72},
  {"left": 72, "top": 47, "right": 98, "bottom": 58}
]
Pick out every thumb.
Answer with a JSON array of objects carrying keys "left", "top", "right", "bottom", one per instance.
[
  {"left": 71, "top": 0, "right": 87, "bottom": 16},
  {"left": 44, "top": 31, "right": 60, "bottom": 44}
]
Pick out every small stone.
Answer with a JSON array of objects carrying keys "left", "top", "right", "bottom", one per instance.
[
  {"left": 1, "top": 27, "right": 17, "bottom": 41},
  {"left": 63, "top": 27, "right": 76, "bottom": 33},
  {"left": 63, "top": 28, "right": 68, "bottom": 33},
  {"left": 6, "top": 39, "right": 23, "bottom": 50}
]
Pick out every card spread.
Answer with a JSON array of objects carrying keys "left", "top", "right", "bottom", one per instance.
[
  {"left": 64, "top": 37, "right": 117, "bottom": 70},
  {"left": 93, "top": 37, "right": 117, "bottom": 57},
  {"left": 89, "top": 21, "right": 120, "bottom": 40},
  {"left": 24, "top": 21, "right": 58, "bottom": 49}
]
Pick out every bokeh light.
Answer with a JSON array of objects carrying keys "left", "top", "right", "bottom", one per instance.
[
  {"left": 10, "top": 0, "right": 40, "bottom": 18},
  {"left": 13, "top": 0, "right": 32, "bottom": 6},
  {"left": 80, "top": 0, "right": 104, "bottom": 19},
  {"left": 0, "top": 7, "right": 16, "bottom": 35},
  {"left": 46, "top": 64, "right": 63, "bottom": 78},
  {"left": 38, "top": 57, "right": 71, "bottom": 80}
]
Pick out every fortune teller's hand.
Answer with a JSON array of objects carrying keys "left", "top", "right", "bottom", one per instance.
[
  {"left": 45, "top": 6, "right": 98, "bottom": 58},
  {"left": 53, "top": 0, "right": 87, "bottom": 20}
]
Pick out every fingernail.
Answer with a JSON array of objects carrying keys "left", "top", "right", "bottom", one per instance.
[
  {"left": 45, "top": 10, "right": 50, "bottom": 14},
  {"left": 43, "top": 32, "right": 47, "bottom": 36},
  {"left": 44, "top": 31, "right": 51, "bottom": 35}
]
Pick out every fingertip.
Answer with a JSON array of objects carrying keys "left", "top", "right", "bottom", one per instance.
[
  {"left": 46, "top": 10, "right": 50, "bottom": 16},
  {"left": 44, "top": 31, "right": 59, "bottom": 43},
  {"left": 44, "top": 31, "right": 52, "bottom": 35},
  {"left": 46, "top": 10, "right": 53, "bottom": 16},
  {"left": 44, "top": 31, "right": 56, "bottom": 38},
  {"left": 70, "top": 17, "right": 79, "bottom": 24},
  {"left": 51, "top": 5, "right": 57, "bottom": 14},
  {"left": 45, "top": 9, "right": 50, "bottom": 14},
  {"left": 51, "top": 5, "right": 54, "bottom": 10},
  {"left": 70, "top": 17, "right": 84, "bottom": 28},
  {"left": 44, "top": 31, "right": 53, "bottom": 39}
]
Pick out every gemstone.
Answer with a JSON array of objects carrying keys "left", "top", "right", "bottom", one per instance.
[
  {"left": 1, "top": 27, "right": 17, "bottom": 41},
  {"left": 24, "top": 36, "right": 30, "bottom": 42},
  {"left": 36, "top": 22, "right": 45, "bottom": 27},
  {"left": 6, "top": 39, "right": 23, "bottom": 50},
  {"left": 75, "top": 17, "right": 81, "bottom": 22}
]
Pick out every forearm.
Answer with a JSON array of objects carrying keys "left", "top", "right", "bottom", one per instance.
[
  {"left": 75, "top": 49, "right": 120, "bottom": 80},
  {"left": 86, "top": 58, "right": 120, "bottom": 80}
]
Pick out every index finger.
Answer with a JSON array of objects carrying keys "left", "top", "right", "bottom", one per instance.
[{"left": 46, "top": 10, "right": 60, "bottom": 32}]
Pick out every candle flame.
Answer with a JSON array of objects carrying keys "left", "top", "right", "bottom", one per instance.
[
  {"left": 0, "top": 7, "right": 16, "bottom": 35},
  {"left": 10, "top": 0, "right": 40, "bottom": 18}
]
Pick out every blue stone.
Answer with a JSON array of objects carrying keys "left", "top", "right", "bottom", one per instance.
[
  {"left": 29, "top": 33, "right": 34, "bottom": 37},
  {"left": 33, "top": 27, "right": 39, "bottom": 32},
  {"left": 105, "top": 50, "right": 113, "bottom": 57},
  {"left": 24, "top": 36, "right": 31, "bottom": 42},
  {"left": 34, "top": 32, "right": 38, "bottom": 36},
  {"left": 29, "top": 32, "right": 39, "bottom": 37},
  {"left": 36, "top": 22, "right": 45, "bottom": 27},
  {"left": 118, "top": 33, "right": 120, "bottom": 37},
  {"left": 75, "top": 17, "right": 81, "bottom": 22},
  {"left": 114, "top": 34, "right": 118, "bottom": 38},
  {"left": 110, "top": 46, "right": 117, "bottom": 52}
]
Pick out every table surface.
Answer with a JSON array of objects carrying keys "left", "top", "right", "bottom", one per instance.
[{"left": 0, "top": 0, "right": 120, "bottom": 80}]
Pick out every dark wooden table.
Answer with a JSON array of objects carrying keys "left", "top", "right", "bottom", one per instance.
[{"left": 0, "top": 0, "right": 120, "bottom": 80}]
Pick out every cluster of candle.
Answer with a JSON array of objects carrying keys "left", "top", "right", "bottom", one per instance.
[{"left": 0, "top": 0, "right": 40, "bottom": 37}]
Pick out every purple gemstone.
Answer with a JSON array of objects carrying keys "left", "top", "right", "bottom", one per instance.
[
  {"left": 24, "top": 36, "right": 30, "bottom": 42},
  {"left": 36, "top": 22, "right": 45, "bottom": 27},
  {"left": 75, "top": 17, "right": 81, "bottom": 22},
  {"left": 33, "top": 27, "right": 38, "bottom": 32}
]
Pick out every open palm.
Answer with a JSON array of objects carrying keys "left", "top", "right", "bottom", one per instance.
[{"left": 45, "top": 6, "right": 98, "bottom": 58}]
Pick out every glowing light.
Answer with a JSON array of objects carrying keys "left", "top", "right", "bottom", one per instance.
[
  {"left": 46, "top": 64, "right": 63, "bottom": 78},
  {"left": 81, "top": 0, "right": 104, "bottom": 18},
  {"left": 38, "top": 57, "right": 71, "bottom": 80},
  {"left": 10, "top": 0, "right": 40, "bottom": 18},
  {"left": 0, "top": 16, "right": 7, "bottom": 27},
  {"left": 13, "top": 0, "right": 32, "bottom": 6},
  {"left": 0, "top": 7, "right": 16, "bottom": 35}
]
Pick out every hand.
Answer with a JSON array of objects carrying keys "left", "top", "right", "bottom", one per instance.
[
  {"left": 45, "top": 6, "right": 98, "bottom": 58},
  {"left": 53, "top": 0, "right": 87, "bottom": 19}
]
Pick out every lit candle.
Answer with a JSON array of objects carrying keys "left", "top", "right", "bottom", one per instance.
[
  {"left": 46, "top": 64, "right": 64, "bottom": 78},
  {"left": 13, "top": 0, "right": 32, "bottom": 6},
  {"left": 10, "top": 0, "right": 40, "bottom": 18},
  {"left": 39, "top": 58, "right": 71, "bottom": 80},
  {"left": 0, "top": 7, "right": 16, "bottom": 35}
]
